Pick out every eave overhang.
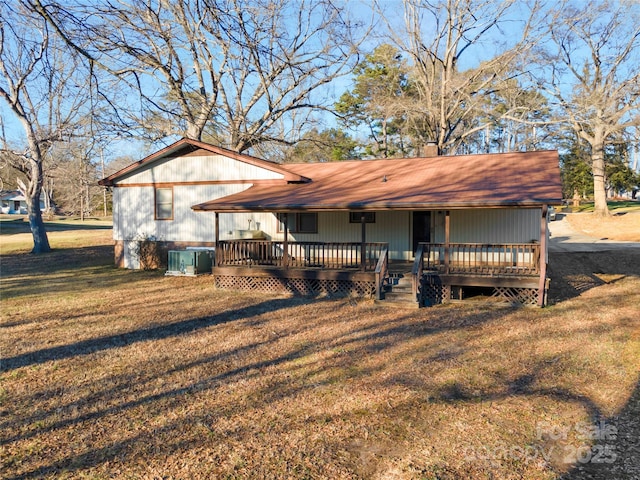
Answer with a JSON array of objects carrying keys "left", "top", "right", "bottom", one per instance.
[
  {"left": 98, "top": 138, "right": 310, "bottom": 187},
  {"left": 192, "top": 199, "right": 562, "bottom": 213}
]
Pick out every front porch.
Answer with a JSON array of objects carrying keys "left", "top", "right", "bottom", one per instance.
[{"left": 211, "top": 240, "right": 547, "bottom": 306}]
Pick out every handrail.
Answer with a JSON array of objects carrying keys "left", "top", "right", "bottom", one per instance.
[
  {"left": 217, "top": 240, "right": 388, "bottom": 272},
  {"left": 374, "top": 246, "right": 389, "bottom": 300},
  {"left": 412, "top": 243, "right": 424, "bottom": 303},
  {"left": 419, "top": 242, "right": 541, "bottom": 276}
]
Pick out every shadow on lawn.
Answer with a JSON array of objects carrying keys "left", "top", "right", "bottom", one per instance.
[
  {"left": 547, "top": 250, "right": 640, "bottom": 304},
  {"left": 1, "top": 244, "right": 114, "bottom": 276},
  {"left": 0, "top": 296, "right": 307, "bottom": 373},
  {"left": 558, "top": 379, "right": 640, "bottom": 480},
  {"left": 3, "top": 244, "right": 639, "bottom": 478},
  {"left": 396, "top": 370, "right": 640, "bottom": 479},
  {"left": 3, "top": 298, "right": 639, "bottom": 479},
  {"left": 5, "top": 303, "right": 639, "bottom": 480},
  {"left": 0, "top": 245, "right": 137, "bottom": 302},
  {"left": 0, "top": 306, "right": 501, "bottom": 479},
  {"left": 0, "top": 218, "right": 112, "bottom": 233}
]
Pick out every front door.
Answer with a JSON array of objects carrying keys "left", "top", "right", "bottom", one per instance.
[{"left": 412, "top": 211, "right": 431, "bottom": 253}]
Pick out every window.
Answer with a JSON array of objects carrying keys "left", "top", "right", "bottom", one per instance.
[
  {"left": 277, "top": 213, "right": 317, "bottom": 233},
  {"left": 155, "top": 187, "right": 173, "bottom": 220},
  {"left": 349, "top": 212, "right": 376, "bottom": 223}
]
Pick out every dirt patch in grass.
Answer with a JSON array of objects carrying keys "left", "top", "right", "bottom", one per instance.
[
  {"left": 2, "top": 236, "right": 639, "bottom": 479},
  {"left": 565, "top": 211, "right": 640, "bottom": 242}
]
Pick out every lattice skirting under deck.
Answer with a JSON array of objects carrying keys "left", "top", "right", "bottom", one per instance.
[
  {"left": 421, "top": 275, "right": 448, "bottom": 306},
  {"left": 214, "top": 275, "right": 376, "bottom": 297},
  {"left": 420, "top": 275, "right": 541, "bottom": 306},
  {"left": 491, "top": 286, "right": 539, "bottom": 305}
]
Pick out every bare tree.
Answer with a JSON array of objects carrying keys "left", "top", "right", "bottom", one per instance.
[
  {"left": 46, "top": 139, "right": 103, "bottom": 218},
  {"left": 381, "top": 0, "right": 540, "bottom": 155},
  {"left": 35, "top": 0, "right": 364, "bottom": 153},
  {"left": 0, "top": 1, "right": 90, "bottom": 252},
  {"left": 534, "top": 0, "right": 640, "bottom": 216}
]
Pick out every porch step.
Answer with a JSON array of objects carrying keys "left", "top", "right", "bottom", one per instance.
[
  {"left": 378, "top": 272, "right": 420, "bottom": 308},
  {"left": 380, "top": 291, "right": 420, "bottom": 308}
]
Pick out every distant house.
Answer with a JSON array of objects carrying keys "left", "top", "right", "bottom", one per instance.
[
  {"left": 0, "top": 190, "right": 46, "bottom": 215},
  {"left": 100, "top": 138, "right": 563, "bottom": 306}
]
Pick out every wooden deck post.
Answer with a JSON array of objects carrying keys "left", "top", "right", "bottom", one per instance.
[
  {"left": 538, "top": 206, "right": 548, "bottom": 306},
  {"left": 214, "top": 212, "right": 219, "bottom": 267},
  {"left": 361, "top": 212, "right": 366, "bottom": 271},
  {"left": 444, "top": 210, "right": 450, "bottom": 274},
  {"left": 282, "top": 213, "right": 289, "bottom": 269}
]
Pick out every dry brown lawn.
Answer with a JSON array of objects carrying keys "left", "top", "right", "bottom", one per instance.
[
  {"left": 566, "top": 211, "right": 640, "bottom": 242},
  {"left": 1, "top": 222, "right": 639, "bottom": 479}
]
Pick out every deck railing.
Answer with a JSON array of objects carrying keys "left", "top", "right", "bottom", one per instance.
[
  {"left": 419, "top": 242, "right": 541, "bottom": 276},
  {"left": 412, "top": 243, "right": 425, "bottom": 300},
  {"left": 217, "top": 240, "right": 388, "bottom": 272},
  {"left": 374, "top": 246, "right": 389, "bottom": 300}
]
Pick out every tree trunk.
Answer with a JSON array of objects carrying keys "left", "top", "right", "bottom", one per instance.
[
  {"left": 22, "top": 154, "right": 51, "bottom": 253},
  {"left": 591, "top": 135, "right": 610, "bottom": 217},
  {"left": 28, "top": 197, "right": 51, "bottom": 254},
  {"left": 185, "top": 121, "right": 202, "bottom": 141}
]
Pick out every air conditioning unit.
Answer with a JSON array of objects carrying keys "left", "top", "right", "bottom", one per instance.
[{"left": 166, "top": 250, "right": 213, "bottom": 276}]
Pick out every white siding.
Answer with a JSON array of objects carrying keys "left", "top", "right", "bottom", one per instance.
[
  {"left": 226, "top": 209, "right": 540, "bottom": 260},
  {"left": 114, "top": 184, "right": 252, "bottom": 242},
  {"left": 217, "top": 211, "right": 280, "bottom": 240},
  {"left": 116, "top": 154, "right": 283, "bottom": 184},
  {"left": 448, "top": 208, "right": 541, "bottom": 243},
  {"left": 261, "top": 211, "right": 413, "bottom": 260}
]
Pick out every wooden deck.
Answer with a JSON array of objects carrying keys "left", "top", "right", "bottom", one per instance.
[
  {"left": 211, "top": 240, "right": 546, "bottom": 306},
  {"left": 414, "top": 243, "right": 543, "bottom": 306},
  {"left": 213, "top": 241, "right": 389, "bottom": 298}
]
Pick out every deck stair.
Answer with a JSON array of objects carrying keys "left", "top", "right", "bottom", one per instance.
[{"left": 378, "top": 267, "right": 420, "bottom": 308}]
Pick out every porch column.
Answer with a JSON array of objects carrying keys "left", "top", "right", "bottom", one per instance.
[
  {"left": 444, "top": 210, "right": 450, "bottom": 274},
  {"left": 282, "top": 213, "right": 289, "bottom": 269},
  {"left": 537, "top": 206, "right": 548, "bottom": 306},
  {"left": 214, "top": 212, "right": 219, "bottom": 267},
  {"left": 361, "top": 212, "right": 366, "bottom": 271}
]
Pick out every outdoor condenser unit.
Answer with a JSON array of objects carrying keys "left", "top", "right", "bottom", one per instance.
[{"left": 166, "top": 249, "right": 213, "bottom": 276}]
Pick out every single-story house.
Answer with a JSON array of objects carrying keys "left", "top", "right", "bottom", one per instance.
[
  {"left": 0, "top": 190, "right": 46, "bottom": 215},
  {"left": 99, "top": 138, "right": 562, "bottom": 307}
]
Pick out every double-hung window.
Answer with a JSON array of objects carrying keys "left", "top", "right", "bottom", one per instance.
[{"left": 155, "top": 187, "right": 173, "bottom": 220}]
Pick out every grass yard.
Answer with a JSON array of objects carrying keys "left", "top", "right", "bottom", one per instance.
[
  {"left": 0, "top": 216, "right": 113, "bottom": 255},
  {"left": 565, "top": 211, "right": 640, "bottom": 242},
  {"left": 563, "top": 201, "right": 640, "bottom": 214},
  {"left": 1, "top": 219, "right": 639, "bottom": 479}
]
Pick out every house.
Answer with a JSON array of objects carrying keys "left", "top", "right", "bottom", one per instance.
[
  {"left": 0, "top": 190, "right": 46, "bottom": 214},
  {"left": 99, "top": 138, "right": 563, "bottom": 306}
]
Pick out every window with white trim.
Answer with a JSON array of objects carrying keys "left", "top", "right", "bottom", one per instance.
[{"left": 155, "top": 187, "right": 173, "bottom": 220}]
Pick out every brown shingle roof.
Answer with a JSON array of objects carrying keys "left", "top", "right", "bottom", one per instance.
[{"left": 193, "top": 150, "right": 562, "bottom": 212}]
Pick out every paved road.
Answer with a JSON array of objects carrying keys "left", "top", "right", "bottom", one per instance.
[{"left": 548, "top": 213, "right": 640, "bottom": 252}]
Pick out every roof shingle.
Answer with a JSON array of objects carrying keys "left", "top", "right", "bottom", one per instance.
[{"left": 193, "top": 150, "right": 562, "bottom": 212}]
